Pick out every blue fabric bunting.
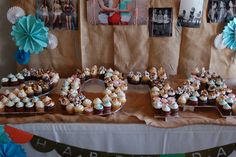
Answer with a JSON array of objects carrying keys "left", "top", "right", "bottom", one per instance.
[
  {"left": 11, "top": 15, "right": 48, "bottom": 54},
  {"left": 15, "top": 49, "right": 30, "bottom": 65},
  {"left": 0, "top": 142, "right": 27, "bottom": 157},
  {"left": 223, "top": 18, "right": 236, "bottom": 51}
]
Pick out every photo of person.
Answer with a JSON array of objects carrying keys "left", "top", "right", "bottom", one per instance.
[
  {"left": 177, "top": 0, "right": 204, "bottom": 28},
  {"left": 149, "top": 8, "right": 172, "bottom": 37},
  {"left": 207, "top": 0, "right": 236, "bottom": 23},
  {"left": 36, "top": 0, "right": 78, "bottom": 30},
  {"left": 87, "top": 0, "right": 148, "bottom": 25}
]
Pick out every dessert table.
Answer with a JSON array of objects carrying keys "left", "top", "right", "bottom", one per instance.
[{"left": 1, "top": 79, "right": 236, "bottom": 156}]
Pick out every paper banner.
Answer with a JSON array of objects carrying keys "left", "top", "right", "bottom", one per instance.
[
  {"left": 30, "top": 135, "right": 57, "bottom": 153},
  {"left": 4, "top": 125, "right": 33, "bottom": 144}
]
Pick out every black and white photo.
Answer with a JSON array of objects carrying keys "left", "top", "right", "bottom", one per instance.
[
  {"left": 149, "top": 8, "right": 172, "bottom": 37},
  {"left": 207, "top": 0, "right": 236, "bottom": 23},
  {"left": 36, "top": 0, "right": 79, "bottom": 30},
  {"left": 177, "top": 0, "right": 204, "bottom": 28}
]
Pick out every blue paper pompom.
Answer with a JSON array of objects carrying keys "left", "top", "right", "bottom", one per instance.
[
  {"left": 223, "top": 18, "right": 236, "bottom": 51},
  {"left": 11, "top": 15, "right": 48, "bottom": 54},
  {"left": 15, "top": 49, "right": 30, "bottom": 65},
  {"left": 0, "top": 142, "right": 27, "bottom": 157}
]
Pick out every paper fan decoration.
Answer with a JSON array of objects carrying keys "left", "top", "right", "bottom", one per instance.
[
  {"left": 7, "top": 6, "right": 25, "bottom": 24},
  {"left": 15, "top": 49, "right": 30, "bottom": 65},
  {"left": 214, "top": 33, "right": 227, "bottom": 50},
  {"left": 11, "top": 15, "right": 49, "bottom": 54},
  {"left": 47, "top": 33, "right": 58, "bottom": 49},
  {"left": 223, "top": 18, "right": 236, "bottom": 51},
  {"left": 0, "top": 142, "right": 27, "bottom": 157}
]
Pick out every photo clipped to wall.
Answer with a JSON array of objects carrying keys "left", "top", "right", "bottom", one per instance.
[
  {"left": 149, "top": 8, "right": 173, "bottom": 37},
  {"left": 207, "top": 0, "right": 235, "bottom": 23},
  {"left": 36, "top": 0, "right": 79, "bottom": 30},
  {"left": 87, "top": 0, "right": 148, "bottom": 25},
  {"left": 177, "top": 0, "right": 204, "bottom": 28}
]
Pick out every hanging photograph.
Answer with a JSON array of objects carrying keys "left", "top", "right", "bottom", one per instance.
[
  {"left": 177, "top": 0, "right": 204, "bottom": 28},
  {"left": 87, "top": 0, "right": 148, "bottom": 25},
  {"left": 36, "top": 0, "right": 79, "bottom": 30},
  {"left": 149, "top": 8, "right": 173, "bottom": 37},
  {"left": 207, "top": 0, "right": 235, "bottom": 23}
]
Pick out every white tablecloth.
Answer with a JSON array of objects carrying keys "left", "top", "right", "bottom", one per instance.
[{"left": 11, "top": 123, "right": 236, "bottom": 157}]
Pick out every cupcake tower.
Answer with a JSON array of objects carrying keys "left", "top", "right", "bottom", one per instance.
[
  {"left": 176, "top": 67, "right": 236, "bottom": 116},
  {"left": 59, "top": 65, "right": 128, "bottom": 115},
  {"left": 148, "top": 67, "right": 179, "bottom": 117},
  {"left": 1, "top": 69, "right": 59, "bottom": 98},
  {"left": 1, "top": 68, "right": 60, "bottom": 88},
  {"left": 0, "top": 89, "right": 55, "bottom": 113}
]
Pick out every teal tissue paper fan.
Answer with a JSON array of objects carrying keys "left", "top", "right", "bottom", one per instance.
[{"left": 11, "top": 15, "right": 49, "bottom": 54}]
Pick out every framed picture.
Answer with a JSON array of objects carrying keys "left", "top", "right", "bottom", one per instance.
[
  {"left": 36, "top": 0, "right": 79, "bottom": 30},
  {"left": 177, "top": 0, "right": 204, "bottom": 28},
  {"left": 87, "top": 0, "right": 148, "bottom": 25},
  {"left": 149, "top": 8, "right": 173, "bottom": 37},
  {"left": 207, "top": 0, "right": 235, "bottom": 23}
]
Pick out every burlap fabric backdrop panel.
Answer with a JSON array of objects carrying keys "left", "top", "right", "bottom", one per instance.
[{"left": 11, "top": 0, "right": 236, "bottom": 79}]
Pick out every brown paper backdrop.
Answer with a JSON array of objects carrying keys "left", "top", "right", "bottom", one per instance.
[{"left": 11, "top": 0, "right": 236, "bottom": 79}]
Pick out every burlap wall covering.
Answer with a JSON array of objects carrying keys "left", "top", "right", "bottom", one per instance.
[{"left": 11, "top": 0, "right": 236, "bottom": 79}]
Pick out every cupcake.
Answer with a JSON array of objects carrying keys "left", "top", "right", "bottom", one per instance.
[
  {"left": 94, "top": 103, "right": 104, "bottom": 115},
  {"left": 103, "top": 100, "right": 112, "bottom": 113},
  {"left": 103, "top": 89, "right": 112, "bottom": 96},
  {"left": 26, "top": 87, "right": 34, "bottom": 98},
  {"left": 15, "top": 102, "right": 24, "bottom": 112},
  {"left": 42, "top": 84, "right": 50, "bottom": 93},
  {"left": 0, "top": 102, "right": 5, "bottom": 112},
  {"left": 59, "top": 97, "right": 70, "bottom": 109},
  {"left": 74, "top": 105, "right": 84, "bottom": 114},
  {"left": 222, "top": 103, "right": 232, "bottom": 116},
  {"left": 33, "top": 85, "right": 43, "bottom": 96},
  {"left": 198, "top": 95, "right": 208, "bottom": 106},
  {"left": 161, "top": 105, "right": 171, "bottom": 117},
  {"left": 170, "top": 102, "right": 179, "bottom": 116},
  {"left": 98, "top": 66, "right": 106, "bottom": 80},
  {"left": 168, "top": 89, "right": 176, "bottom": 98},
  {"left": 112, "top": 99, "right": 122, "bottom": 111},
  {"left": 218, "top": 100, "right": 227, "bottom": 110},
  {"left": 1, "top": 78, "right": 9, "bottom": 86},
  {"left": 187, "top": 95, "right": 198, "bottom": 106},
  {"left": 10, "top": 77, "right": 19, "bottom": 86},
  {"left": 0, "top": 96, "right": 8, "bottom": 105},
  {"left": 141, "top": 71, "right": 150, "bottom": 85},
  {"left": 117, "top": 92, "right": 126, "bottom": 104},
  {"left": 131, "top": 75, "right": 140, "bottom": 85},
  {"left": 25, "top": 102, "right": 35, "bottom": 112},
  {"left": 82, "top": 99, "right": 92, "bottom": 107},
  {"left": 5, "top": 101, "right": 15, "bottom": 112},
  {"left": 35, "top": 101, "right": 45, "bottom": 112},
  {"left": 207, "top": 92, "right": 217, "bottom": 106},
  {"left": 127, "top": 71, "right": 134, "bottom": 83},
  {"left": 66, "top": 103, "right": 75, "bottom": 114},
  {"left": 84, "top": 106, "right": 94, "bottom": 115},
  {"left": 91, "top": 65, "right": 98, "bottom": 78},
  {"left": 84, "top": 68, "right": 91, "bottom": 80},
  {"left": 226, "top": 97, "right": 234, "bottom": 106},
  {"left": 22, "top": 97, "right": 30, "bottom": 104},
  {"left": 177, "top": 95, "right": 187, "bottom": 106},
  {"left": 43, "top": 96, "right": 55, "bottom": 111},
  {"left": 18, "top": 90, "right": 27, "bottom": 99},
  {"left": 17, "top": 74, "right": 25, "bottom": 84},
  {"left": 152, "top": 100, "right": 162, "bottom": 115}
]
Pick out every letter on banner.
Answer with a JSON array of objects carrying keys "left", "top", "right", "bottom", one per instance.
[
  {"left": 36, "top": 138, "right": 47, "bottom": 148},
  {"left": 192, "top": 152, "right": 201, "bottom": 157},
  {"left": 63, "top": 147, "right": 72, "bottom": 156},
  {"left": 217, "top": 147, "right": 226, "bottom": 157},
  {"left": 90, "top": 152, "right": 98, "bottom": 157}
]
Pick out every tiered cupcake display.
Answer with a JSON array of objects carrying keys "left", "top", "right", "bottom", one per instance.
[
  {"left": 176, "top": 67, "right": 236, "bottom": 116},
  {"left": 0, "top": 89, "right": 55, "bottom": 113},
  {"left": 1, "top": 68, "right": 60, "bottom": 97},
  {"left": 59, "top": 65, "right": 128, "bottom": 115}
]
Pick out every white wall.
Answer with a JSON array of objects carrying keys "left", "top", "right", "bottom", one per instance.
[{"left": 0, "top": 1, "right": 16, "bottom": 78}]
